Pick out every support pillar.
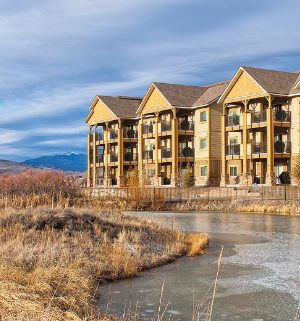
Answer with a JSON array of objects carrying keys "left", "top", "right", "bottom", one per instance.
[
  {"left": 155, "top": 113, "right": 160, "bottom": 183},
  {"left": 87, "top": 126, "right": 92, "bottom": 187},
  {"left": 240, "top": 100, "right": 252, "bottom": 186},
  {"left": 117, "top": 119, "right": 124, "bottom": 186},
  {"left": 171, "top": 108, "right": 178, "bottom": 186},
  {"left": 92, "top": 125, "right": 97, "bottom": 188},
  {"left": 266, "top": 95, "right": 275, "bottom": 186},
  {"left": 104, "top": 122, "right": 110, "bottom": 187},
  {"left": 220, "top": 106, "right": 229, "bottom": 186},
  {"left": 138, "top": 115, "right": 144, "bottom": 185}
]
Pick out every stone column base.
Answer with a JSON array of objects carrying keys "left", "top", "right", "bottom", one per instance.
[
  {"left": 240, "top": 173, "right": 253, "bottom": 187},
  {"left": 171, "top": 174, "right": 180, "bottom": 187},
  {"left": 117, "top": 176, "right": 125, "bottom": 187},
  {"left": 265, "top": 172, "right": 276, "bottom": 186},
  {"left": 220, "top": 173, "right": 229, "bottom": 187}
]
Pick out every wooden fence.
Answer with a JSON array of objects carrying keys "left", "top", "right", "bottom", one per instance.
[{"left": 82, "top": 186, "right": 300, "bottom": 202}]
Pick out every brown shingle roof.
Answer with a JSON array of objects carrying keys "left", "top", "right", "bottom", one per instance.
[
  {"left": 290, "top": 73, "right": 300, "bottom": 95},
  {"left": 193, "top": 81, "right": 230, "bottom": 106},
  {"left": 153, "top": 82, "right": 207, "bottom": 107},
  {"left": 242, "top": 66, "right": 300, "bottom": 95},
  {"left": 97, "top": 95, "right": 142, "bottom": 118}
]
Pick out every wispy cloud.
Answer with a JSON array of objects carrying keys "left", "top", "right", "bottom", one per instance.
[{"left": 0, "top": 0, "right": 300, "bottom": 161}]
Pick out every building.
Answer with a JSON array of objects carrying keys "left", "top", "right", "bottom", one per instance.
[
  {"left": 86, "top": 95, "right": 142, "bottom": 187},
  {"left": 85, "top": 66, "right": 300, "bottom": 188},
  {"left": 219, "top": 66, "right": 300, "bottom": 186},
  {"left": 86, "top": 81, "right": 228, "bottom": 187}
]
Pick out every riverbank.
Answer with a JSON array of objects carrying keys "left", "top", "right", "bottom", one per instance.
[{"left": 0, "top": 207, "right": 208, "bottom": 321}]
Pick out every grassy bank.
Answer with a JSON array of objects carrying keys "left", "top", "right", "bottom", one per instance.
[{"left": 0, "top": 207, "right": 208, "bottom": 321}]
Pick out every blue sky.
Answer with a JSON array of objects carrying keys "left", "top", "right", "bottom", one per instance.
[{"left": 0, "top": 0, "right": 300, "bottom": 161}]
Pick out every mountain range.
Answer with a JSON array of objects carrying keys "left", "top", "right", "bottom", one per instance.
[{"left": 0, "top": 153, "right": 87, "bottom": 174}]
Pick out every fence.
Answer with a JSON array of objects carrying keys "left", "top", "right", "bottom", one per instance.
[{"left": 82, "top": 185, "right": 300, "bottom": 202}]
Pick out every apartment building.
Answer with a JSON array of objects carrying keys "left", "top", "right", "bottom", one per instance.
[
  {"left": 86, "top": 66, "right": 300, "bottom": 188},
  {"left": 86, "top": 95, "right": 141, "bottom": 187},
  {"left": 86, "top": 81, "right": 228, "bottom": 187},
  {"left": 219, "top": 66, "right": 300, "bottom": 186}
]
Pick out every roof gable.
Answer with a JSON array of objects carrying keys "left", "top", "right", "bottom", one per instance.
[
  {"left": 193, "top": 81, "right": 229, "bottom": 106},
  {"left": 86, "top": 97, "right": 117, "bottom": 125}
]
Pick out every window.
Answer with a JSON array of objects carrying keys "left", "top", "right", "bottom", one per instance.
[
  {"left": 200, "top": 138, "right": 207, "bottom": 150},
  {"left": 200, "top": 165, "right": 208, "bottom": 177},
  {"left": 229, "top": 166, "right": 238, "bottom": 177},
  {"left": 230, "top": 137, "right": 238, "bottom": 145},
  {"left": 200, "top": 111, "right": 207, "bottom": 122}
]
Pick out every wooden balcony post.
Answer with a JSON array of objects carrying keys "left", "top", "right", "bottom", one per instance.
[
  {"left": 266, "top": 95, "right": 275, "bottom": 185},
  {"left": 171, "top": 108, "right": 178, "bottom": 185},
  {"left": 220, "top": 105, "right": 229, "bottom": 186},
  {"left": 92, "top": 124, "right": 97, "bottom": 188},
  {"left": 138, "top": 115, "right": 143, "bottom": 179},
  {"left": 104, "top": 122, "right": 109, "bottom": 186},
  {"left": 87, "top": 126, "right": 92, "bottom": 187},
  {"left": 118, "top": 119, "right": 123, "bottom": 186},
  {"left": 155, "top": 112, "right": 160, "bottom": 181}
]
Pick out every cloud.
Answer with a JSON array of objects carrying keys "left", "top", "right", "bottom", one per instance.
[{"left": 0, "top": 0, "right": 300, "bottom": 161}]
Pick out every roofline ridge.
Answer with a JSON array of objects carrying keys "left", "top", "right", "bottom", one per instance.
[{"left": 242, "top": 65, "right": 297, "bottom": 75}]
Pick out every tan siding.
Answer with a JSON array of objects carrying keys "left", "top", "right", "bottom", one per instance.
[
  {"left": 226, "top": 71, "right": 265, "bottom": 101},
  {"left": 142, "top": 87, "right": 171, "bottom": 114},
  {"left": 88, "top": 100, "right": 117, "bottom": 125},
  {"left": 210, "top": 103, "right": 222, "bottom": 159}
]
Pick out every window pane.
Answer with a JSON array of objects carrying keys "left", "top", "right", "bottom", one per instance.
[
  {"left": 200, "top": 111, "right": 207, "bottom": 122},
  {"left": 200, "top": 166, "right": 208, "bottom": 176},
  {"left": 200, "top": 138, "right": 207, "bottom": 149}
]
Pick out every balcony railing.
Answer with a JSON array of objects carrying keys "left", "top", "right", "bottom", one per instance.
[
  {"left": 252, "top": 143, "right": 267, "bottom": 154},
  {"left": 109, "top": 130, "right": 118, "bottom": 140},
  {"left": 274, "top": 141, "right": 291, "bottom": 154},
  {"left": 178, "top": 119, "right": 194, "bottom": 131},
  {"left": 110, "top": 153, "right": 118, "bottom": 162},
  {"left": 143, "top": 150, "right": 154, "bottom": 161},
  {"left": 160, "top": 121, "right": 171, "bottom": 132},
  {"left": 252, "top": 111, "right": 266, "bottom": 124},
  {"left": 124, "top": 152, "right": 138, "bottom": 162},
  {"left": 274, "top": 110, "right": 291, "bottom": 122},
  {"left": 161, "top": 148, "right": 171, "bottom": 159},
  {"left": 226, "top": 144, "right": 240, "bottom": 156},
  {"left": 143, "top": 124, "right": 154, "bottom": 135},
  {"left": 179, "top": 146, "right": 194, "bottom": 158},
  {"left": 226, "top": 115, "right": 240, "bottom": 127},
  {"left": 96, "top": 154, "right": 104, "bottom": 163},
  {"left": 123, "top": 128, "right": 138, "bottom": 139}
]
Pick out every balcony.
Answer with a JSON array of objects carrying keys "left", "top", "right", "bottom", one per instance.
[
  {"left": 178, "top": 119, "right": 194, "bottom": 131},
  {"left": 142, "top": 124, "right": 154, "bottom": 136},
  {"left": 160, "top": 121, "right": 172, "bottom": 133},
  {"left": 226, "top": 115, "right": 240, "bottom": 127},
  {"left": 161, "top": 148, "right": 171, "bottom": 160},
  {"left": 274, "top": 110, "right": 291, "bottom": 122},
  {"left": 252, "top": 111, "right": 266, "bottom": 124},
  {"left": 109, "top": 130, "right": 118, "bottom": 140},
  {"left": 96, "top": 154, "right": 104, "bottom": 163},
  {"left": 109, "top": 153, "right": 118, "bottom": 163},
  {"left": 226, "top": 144, "right": 240, "bottom": 156},
  {"left": 124, "top": 128, "right": 138, "bottom": 139},
  {"left": 124, "top": 152, "right": 138, "bottom": 162},
  {"left": 143, "top": 150, "right": 154, "bottom": 161},
  {"left": 179, "top": 146, "right": 194, "bottom": 158},
  {"left": 274, "top": 141, "right": 291, "bottom": 154},
  {"left": 252, "top": 143, "right": 267, "bottom": 154}
]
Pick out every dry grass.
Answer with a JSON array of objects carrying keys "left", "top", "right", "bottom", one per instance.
[{"left": 0, "top": 207, "right": 208, "bottom": 321}]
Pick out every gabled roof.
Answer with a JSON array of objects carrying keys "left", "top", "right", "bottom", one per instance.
[
  {"left": 85, "top": 95, "right": 142, "bottom": 123},
  {"left": 290, "top": 73, "right": 300, "bottom": 95},
  {"left": 193, "top": 81, "right": 230, "bottom": 106},
  {"left": 242, "top": 66, "right": 300, "bottom": 95},
  {"left": 97, "top": 96, "right": 142, "bottom": 118},
  {"left": 153, "top": 82, "right": 207, "bottom": 107}
]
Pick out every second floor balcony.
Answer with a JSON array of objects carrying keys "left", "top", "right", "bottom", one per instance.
[
  {"left": 123, "top": 128, "right": 138, "bottom": 139},
  {"left": 161, "top": 147, "right": 171, "bottom": 160},
  {"left": 178, "top": 119, "right": 194, "bottom": 131},
  {"left": 124, "top": 152, "right": 138, "bottom": 162},
  {"left": 109, "top": 153, "right": 118, "bottom": 163},
  {"left": 160, "top": 121, "right": 172, "bottom": 133},
  {"left": 143, "top": 124, "right": 154, "bottom": 136},
  {"left": 274, "top": 110, "right": 291, "bottom": 123},
  {"left": 226, "top": 144, "right": 240, "bottom": 156},
  {"left": 179, "top": 146, "right": 194, "bottom": 158},
  {"left": 96, "top": 154, "right": 104, "bottom": 163},
  {"left": 274, "top": 140, "right": 291, "bottom": 154},
  {"left": 226, "top": 115, "right": 240, "bottom": 127},
  {"left": 109, "top": 130, "right": 118, "bottom": 140},
  {"left": 252, "top": 111, "right": 266, "bottom": 124},
  {"left": 252, "top": 143, "right": 267, "bottom": 154},
  {"left": 143, "top": 150, "right": 154, "bottom": 161}
]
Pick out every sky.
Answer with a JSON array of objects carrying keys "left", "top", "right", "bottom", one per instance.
[{"left": 0, "top": 0, "right": 300, "bottom": 161}]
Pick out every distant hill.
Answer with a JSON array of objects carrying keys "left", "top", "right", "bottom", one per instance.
[
  {"left": 22, "top": 153, "right": 87, "bottom": 173},
  {"left": 0, "top": 160, "right": 30, "bottom": 174}
]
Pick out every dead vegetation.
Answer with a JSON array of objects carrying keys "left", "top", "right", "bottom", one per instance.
[{"left": 0, "top": 170, "right": 208, "bottom": 321}]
